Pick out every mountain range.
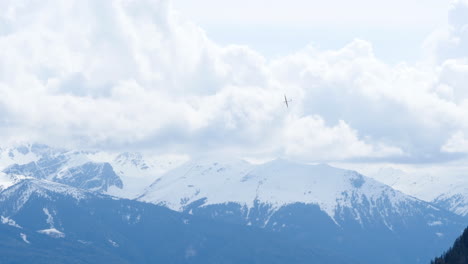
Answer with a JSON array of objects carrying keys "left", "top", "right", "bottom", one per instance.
[
  {"left": 369, "top": 167, "right": 468, "bottom": 217},
  {"left": 1, "top": 178, "right": 348, "bottom": 264},
  {"left": 1, "top": 144, "right": 467, "bottom": 263}
]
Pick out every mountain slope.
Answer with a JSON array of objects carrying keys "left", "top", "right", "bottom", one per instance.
[
  {"left": 140, "top": 159, "right": 416, "bottom": 221},
  {"left": 432, "top": 227, "right": 468, "bottom": 264},
  {"left": 105, "top": 152, "right": 188, "bottom": 198},
  {"left": 368, "top": 167, "right": 468, "bottom": 217},
  {"left": 3, "top": 149, "right": 122, "bottom": 192},
  {"left": 0, "top": 145, "right": 187, "bottom": 199},
  {"left": 139, "top": 158, "right": 466, "bottom": 264},
  {"left": 0, "top": 179, "right": 354, "bottom": 264}
]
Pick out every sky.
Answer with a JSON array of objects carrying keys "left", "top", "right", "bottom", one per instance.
[
  {"left": 1, "top": 0, "right": 468, "bottom": 171},
  {"left": 172, "top": 0, "right": 449, "bottom": 63}
]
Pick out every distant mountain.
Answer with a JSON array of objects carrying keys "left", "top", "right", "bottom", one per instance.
[
  {"left": 107, "top": 152, "right": 188, "bottom": 198},
  {"left": 3, "top": 150, "right": 122, "bottom": 192},
  {"left": 1, "top": 145, "right": 466, "bottom": 263},
  {"left": 0, "top": 178, "right": 352, "bottom": 264},
  {"left": 432, "top": 227, "right": 468, "bottom": 264},
  {"left": 434, "top": 188, "right": 468, "bottom": 218},
  {"left": 139, "top": 158, "right": 466, "bottom": 264},
  {"left": 0, "top": 144, "right": 187, "bottom": 198},
  {"left": 368, "top": 167, "right": 468, "bottom": 217},
  {"left": 0, "top": 144, "right": 45, "bottom": 168}
]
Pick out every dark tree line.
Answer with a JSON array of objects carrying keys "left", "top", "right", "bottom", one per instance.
[{"left": 432, "top": 227, "right": 468, "bottom": 264}]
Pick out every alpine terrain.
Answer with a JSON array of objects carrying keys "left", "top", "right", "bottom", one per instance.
[
  {"left": 139, "top": 158, "right": 466, "bottom": 264},
  {"left": 0, "top": 144, "right": 466, "bottom": 264}
]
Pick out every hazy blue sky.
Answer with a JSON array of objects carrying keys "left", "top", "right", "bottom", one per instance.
[
  {"left": 172, "top": 0, "right": 449, "bottom": 62},
  {"left": 0, "top": 0, "right": 468, "bottom": 169}
]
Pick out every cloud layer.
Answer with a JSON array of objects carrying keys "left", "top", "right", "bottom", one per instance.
[{"left": 0, "top": 0, "right": 468, "bottom": 163}]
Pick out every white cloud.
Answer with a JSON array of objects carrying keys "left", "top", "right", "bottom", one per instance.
[
  {"left": 423, "top": 0, "right": 468, "bottom": 63},
  {"left": 0, "top": 0, "right": 468, "bottom": 164},
  {"left": 437, "top": 59, "right": 468, "bottom": 103},
  {"left": 442, "top": 131, "right": 468, "bottom": 153},
  {"left": 283, "top": 115, "right": 403, "bottom": 161}
]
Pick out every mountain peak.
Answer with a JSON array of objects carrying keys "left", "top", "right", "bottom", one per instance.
[
  {"left": 139, "top": 158, "right": 415, "bottom": 224},
  {"left": 0, "top": 179, "right": 92, "bottom": 214}
]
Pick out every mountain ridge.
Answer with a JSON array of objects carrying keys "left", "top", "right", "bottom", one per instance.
[
  {"left": 139, "top": 158, "right": 466, "bottom": 264},
  {"left": 0, "top": 177, "right": 354, "bottom": 264},
  {"left": 0, "top": 145, "right": 466, "bottom": 263}
]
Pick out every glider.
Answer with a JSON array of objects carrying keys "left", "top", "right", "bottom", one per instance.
[{"left": 284, "top": 95, "right": 292, "bottom": 108}]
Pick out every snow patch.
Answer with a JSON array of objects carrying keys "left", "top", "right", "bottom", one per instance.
[
  {"left": 37, "top": 228, "right": 65, "bottom": 238},
  {"left": 1, "top": 216, "right": 22, "bottom": 228},
  {"left": 20, "top": 233, "right": 30, "bottom": 244},
  {"left": 0, "top": 172, "right": 28, "bottom": 192},
  {"left": 0, "top": 145, "right": 39, "bottom": 170},
  {"left": 43, "top": 208, "right": 55, "bottom": 227},
  {"left": 108, "top": 239, "right": 119, "bottom": 247},
  {"left": 428, "top": 220, "right": 443, "bottom": 226}
]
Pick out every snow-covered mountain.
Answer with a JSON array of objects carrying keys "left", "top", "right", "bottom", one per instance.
[
  {"left": 0, "top": 145, "right": 42, "bottom": 168},
  {"left": 0, "top": 178, "right": 350, "bottom": 264},
  {"left": 0, "top": 172, "right": 24, "bottom": 192},
  {"left": 138, "top": 158, "right": 449, "bottom": 227},
  {"left": 0, "top": 178, "right": 95, "bottom": 216},
  {"left": 3, "top": 148, "right": 122, "bottom": 192},
  {"left": 434, "top": 186, "right": 468, "bottom": 217},
  {"left": 140, "top": 159, "right": 414, "bottom": 221},
  {"left": 0, "top": 144, "right": 187, "bottom": 198},
  {"left": 103, "top": 152, "right": 188, "bottom": 198},
  {"left": 368, "top": 167, "right": 468, "bottom": 217},
  {"left": 1, "top": 144, "right": 466, "bottom": 263},
  {"left": 139, "top": 158, "right": 466, "bottom": 264}
]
